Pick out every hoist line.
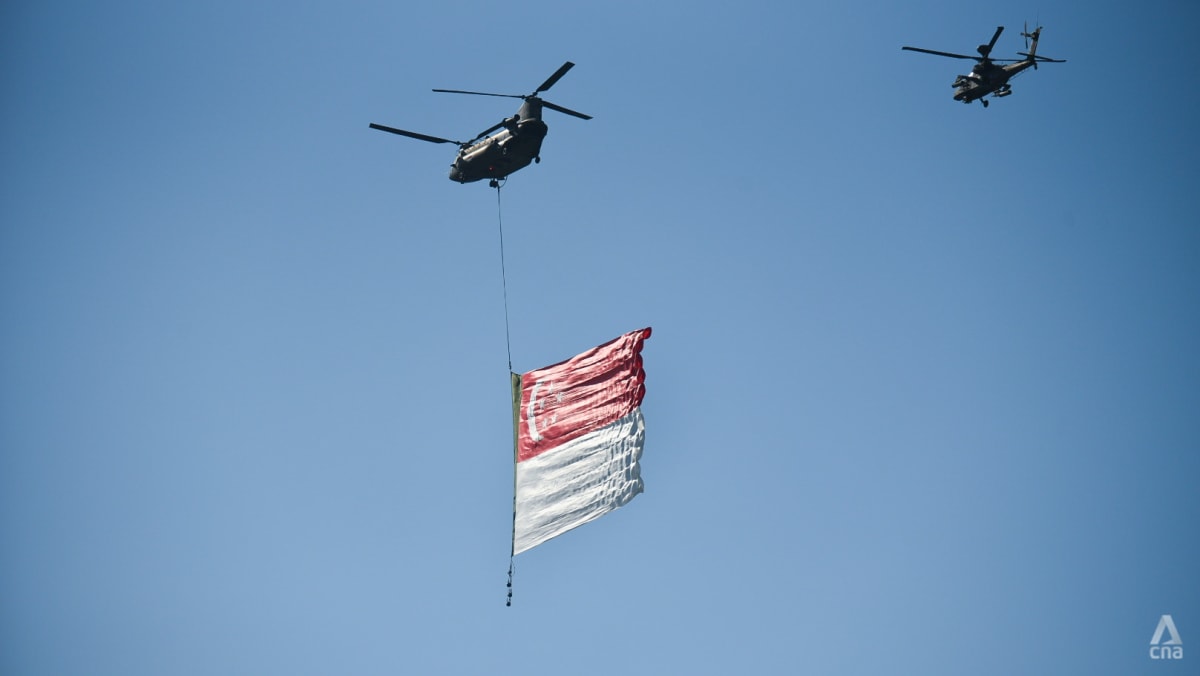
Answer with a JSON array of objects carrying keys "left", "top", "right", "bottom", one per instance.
[
  {"left": 496, "top": 181, "right": 517, "bottom": 607},
  {"left": 495, "top": 183, "right": 513, "bottom": 373}
]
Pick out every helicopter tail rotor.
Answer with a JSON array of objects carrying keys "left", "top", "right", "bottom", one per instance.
[
  {"left": 1021, "top": 15, "right": 1042, "bottom": 49},
  {"left": 1021, "top": 22, "right": 1038, "bottom": 68},
  {"left": 1016, "top": 25, "right": 1064, "bottom": 69}
]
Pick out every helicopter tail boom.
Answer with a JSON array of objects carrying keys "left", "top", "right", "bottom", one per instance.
[{"left": 1021, "top": 25, "right": 1041, "bottom": 68}]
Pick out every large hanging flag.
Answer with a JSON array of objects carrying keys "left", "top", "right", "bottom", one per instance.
[{"left": 510, "top": 327, "right": 652, "bottom": 555}]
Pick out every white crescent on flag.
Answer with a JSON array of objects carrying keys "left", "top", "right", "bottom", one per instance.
[{"left": 510, "top": 327, "right": 651, "bottom": 555}]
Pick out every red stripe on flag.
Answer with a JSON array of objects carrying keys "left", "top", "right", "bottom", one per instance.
[{"left": 517, "top": 327, "right": 651, "bottom": 462}]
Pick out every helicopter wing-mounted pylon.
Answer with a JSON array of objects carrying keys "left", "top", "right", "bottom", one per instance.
[{"left": 432, "top": 61, "right": 594, "bottom": 121}]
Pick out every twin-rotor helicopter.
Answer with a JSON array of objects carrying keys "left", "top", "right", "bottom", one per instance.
[
  {"left": 370, "top": 61, "right": 590, "bottom": 187},
  {"left": 903, "top": 24, "right": 1066, "bottom": 107}
]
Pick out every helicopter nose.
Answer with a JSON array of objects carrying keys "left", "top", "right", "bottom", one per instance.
[{"left": 448, "top": 165, "right": 465, "bottom": 183}]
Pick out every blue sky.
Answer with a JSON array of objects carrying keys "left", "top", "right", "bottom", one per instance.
[{"left": 2, "top": 1, "right": 1198, "bottom": 674}]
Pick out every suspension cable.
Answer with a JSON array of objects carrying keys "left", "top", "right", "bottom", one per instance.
[{"left": 495, "top": 182, "right": 513, "bottom": 373}]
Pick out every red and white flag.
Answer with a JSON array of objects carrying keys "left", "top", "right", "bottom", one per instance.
[{"left": 510, "top": 328, "right": 651, "bottom": 555}]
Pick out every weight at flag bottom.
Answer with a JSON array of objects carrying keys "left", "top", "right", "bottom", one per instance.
[{"left": 511, "top": 328, "right": 651, "bottom": 555}]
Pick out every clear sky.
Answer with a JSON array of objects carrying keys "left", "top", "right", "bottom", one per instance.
[{"left": 2, "top": 1, "right": 1198, "bottom": 674}]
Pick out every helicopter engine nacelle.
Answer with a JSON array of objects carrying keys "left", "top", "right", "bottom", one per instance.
[
  {"left": 460, "top": 141, "right": 493, "bottom": 163},
  {"left": 516, "top": 117, "right": 548, "bottom": 138}
]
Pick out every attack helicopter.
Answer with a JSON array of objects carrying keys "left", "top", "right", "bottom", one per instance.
[
  {"left": 369, "top": 62, "right": 591, "bottom": 187},
  {"left": 902, "top": 25, "right": 1065, "bottom": 107}
]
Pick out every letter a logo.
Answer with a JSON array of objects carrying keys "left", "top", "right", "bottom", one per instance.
[{"left": 1151, "top": 615, "right": 1183, "bottom": 646}]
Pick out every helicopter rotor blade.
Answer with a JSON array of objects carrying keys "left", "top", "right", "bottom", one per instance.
[
  {"left": 984, "top": 26, "right": 1004, "bottom": 53},
  {"left": 1017, "top": 53, "right": 1066, "bottom": 63},
  {"left": 369, "top": 123, "right": 461, "bottom": 145},
  {"left": 535, "top": 61, "right": 575, "bottom": 94},
  {"left": 432, "top": 61, "right": 581, "bottom": 104},
  {"left": 432, "top": 88, "right": 524, "bottom": 99},
  {"left": 541, "top": 99, "right": 593, "bottom": 120},
  {"left": 902, "top": 46, "right": 979, "bottom": 60}
]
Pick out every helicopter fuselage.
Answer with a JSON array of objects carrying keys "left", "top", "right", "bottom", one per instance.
[
  {"left": 449, "top": 117, "right": 548, "bottom": 184},
  {"left": 904, "top": 26, "right": 1064, "bottom": 108},
  {"left": 952, "top": 61, "right": 1035, "bottom": 104},
  {"left": 370, "top": 61, "right": 590, "bottom": 184}
]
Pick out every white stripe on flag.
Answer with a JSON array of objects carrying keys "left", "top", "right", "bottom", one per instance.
[{"left": 513, "top": 408, "right": 645, "bottom": 555}]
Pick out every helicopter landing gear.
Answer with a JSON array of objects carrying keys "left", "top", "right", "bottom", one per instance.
[
  {"left": 534, "top": 156, "right": 540, "bottom": 164},
  {"left": 982, "top": 99, "right": 989, "bottom": 108}
]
